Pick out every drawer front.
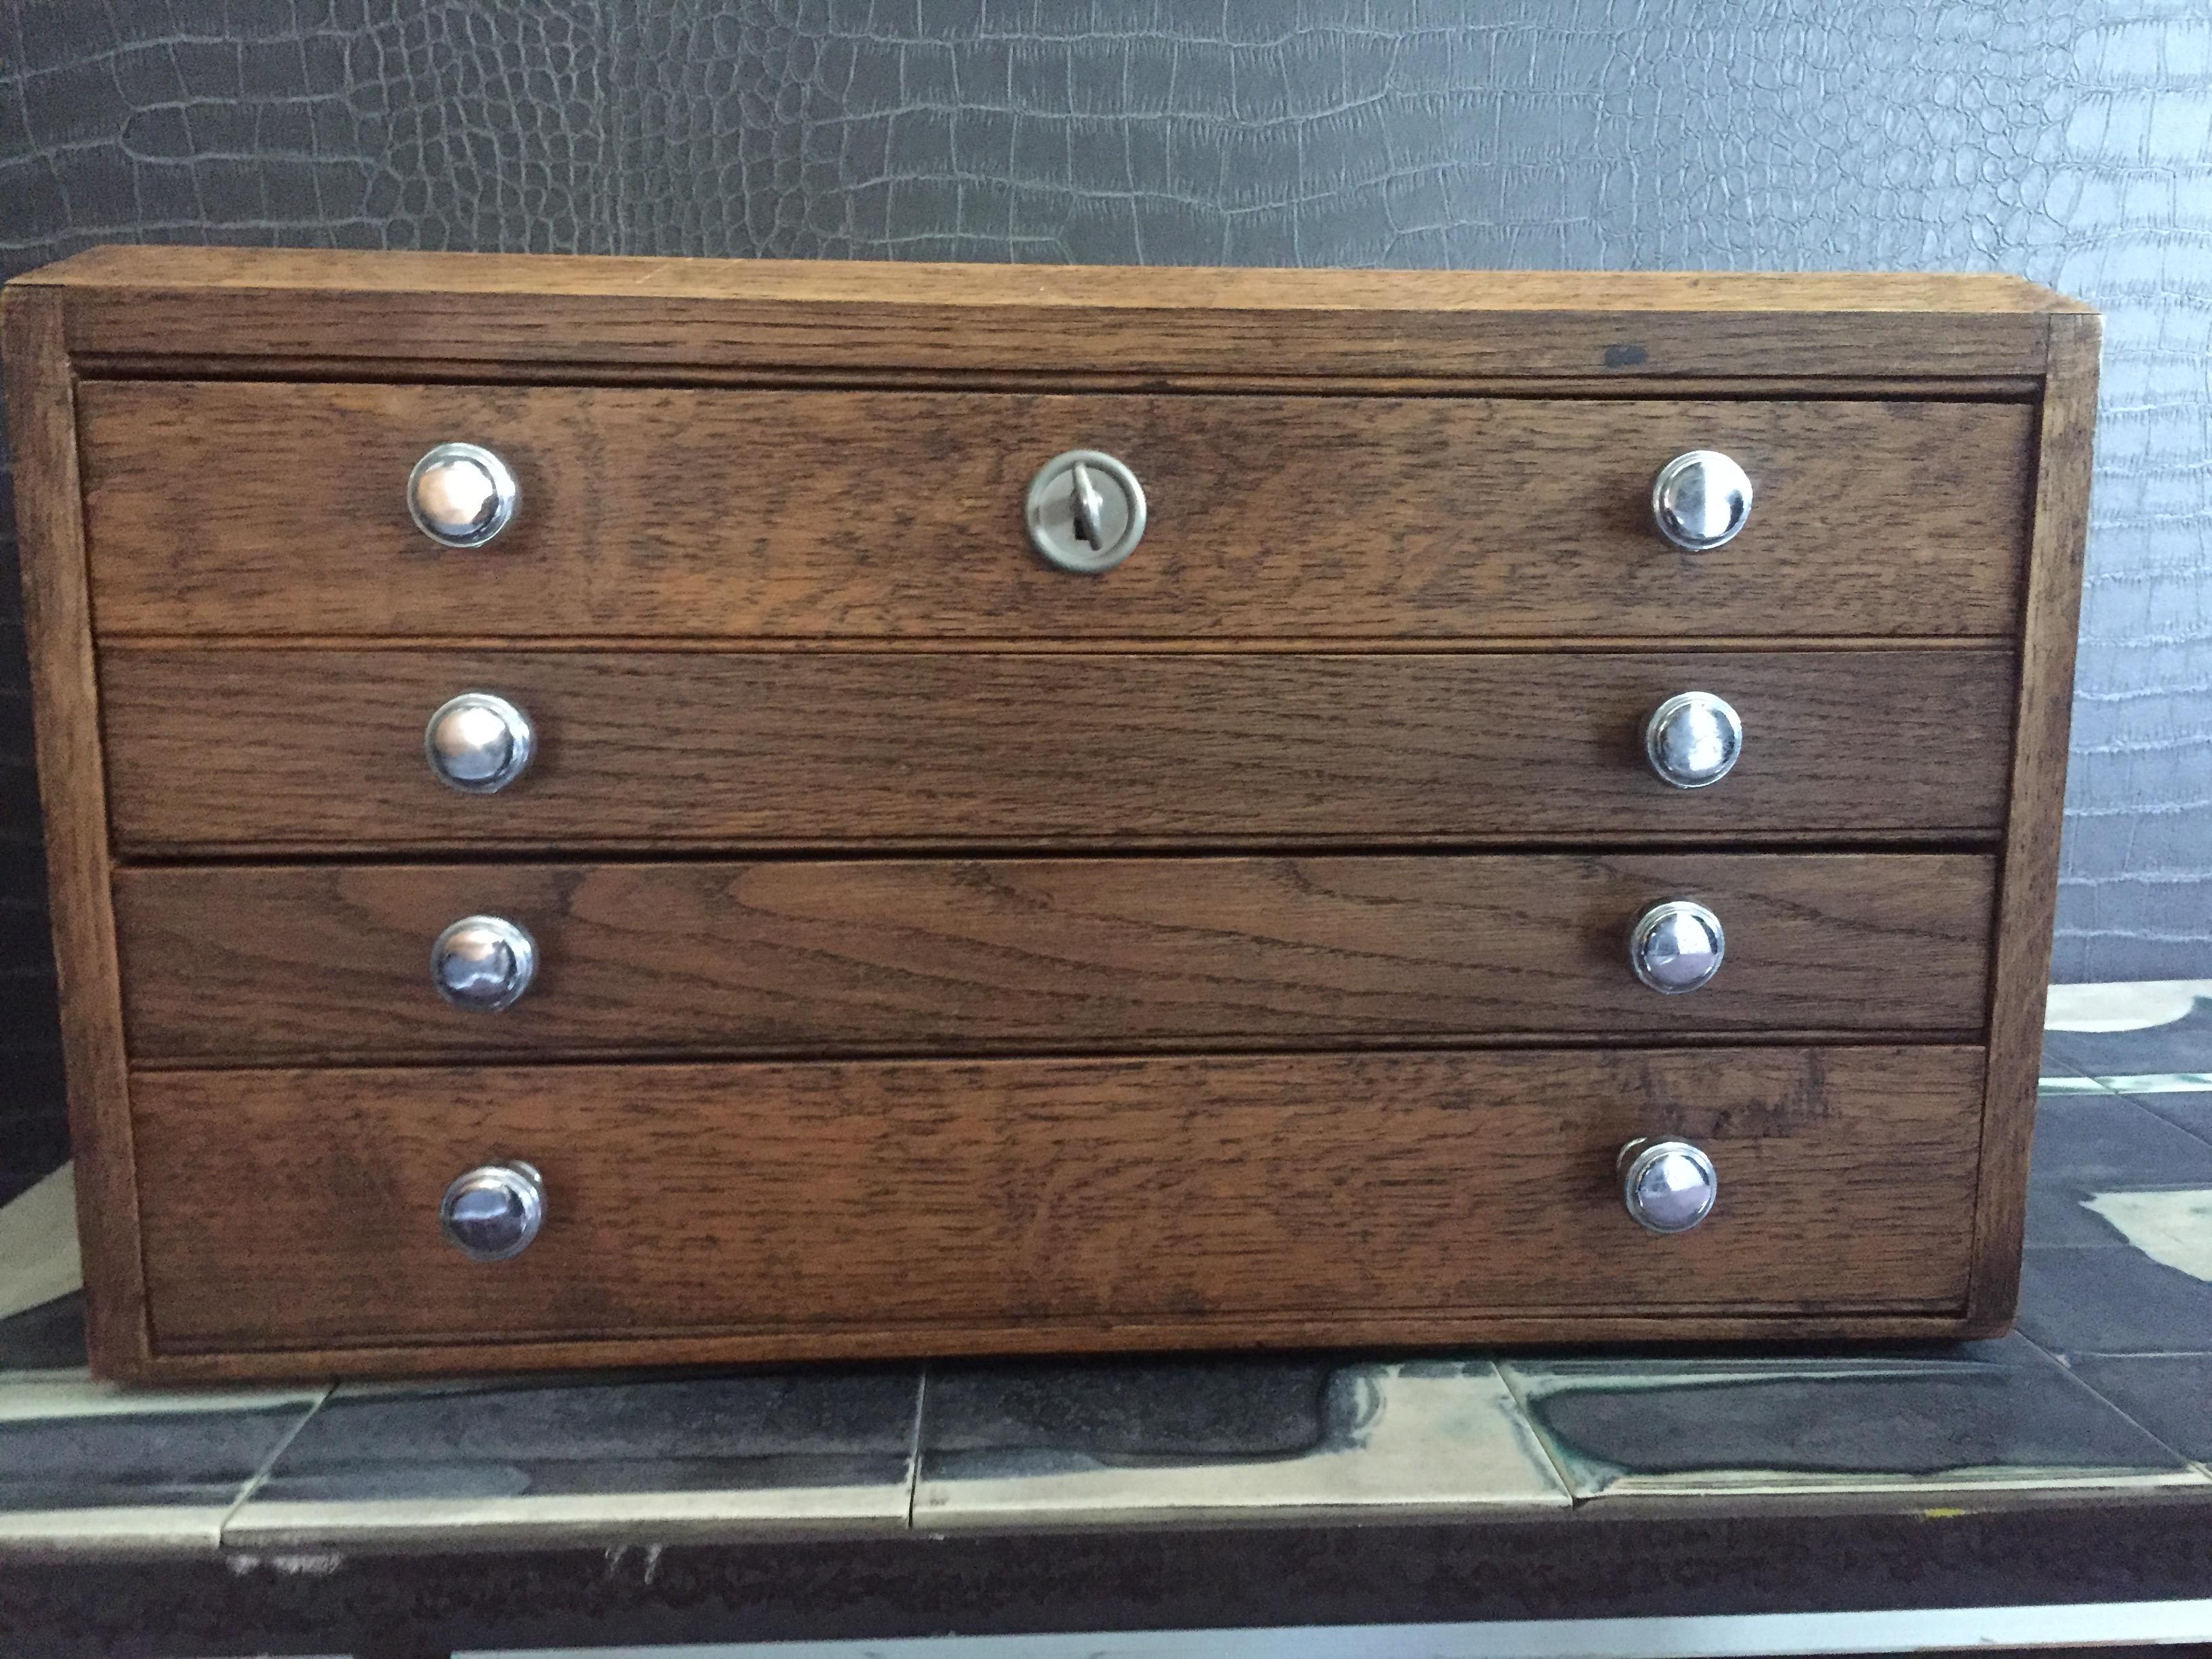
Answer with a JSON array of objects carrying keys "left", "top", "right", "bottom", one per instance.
[
  {"left": 134, "top": 1046, "right": 1984, "bottom": 1353},
  {"left": 77, "top": 382, "right": 2033, "bottom": 641},
  {"left": 100, "top": 649, "right": 2016, "bottom": 852},
  {"left": 116, "top": 854, "right": 1996, "bottom": 1063}
]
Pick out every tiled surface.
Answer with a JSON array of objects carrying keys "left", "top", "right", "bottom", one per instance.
[
  {"left": 1, "top": 982, "right": 2211, "bottom": 1554},
  {"left": 0, "top": 1200, "right": 323, "bottom": 1559},
  {"left": 2017, "top": 1244, "right": 2212, "bottom": 1360},
  {"left": 228, "top": 1370, "right": 926, "bottom": 1549},
  {"left": 0, "top": 1377, "right": 325, "bottom": 1558},
  {"left": 2009, "top": 987, "right": 2212, "bottom": 1481},
  {"left": 1500, "top": 1335, "right": 2195, "bottom": 1498},
  {"left": 2023, "top": 1089, "right": 2212, "bottom": 1248},
  {"left": 2134, "top": 1088, "right": 2212, "bottom": 1143},
  {"left": 2070, "top": 1355, "right": 2212, "bottom": 1464},
  {"left": 0, "top": 1290, "right": 86, "bottom": 1376},
  {"left": 2044, "top": 981, "right": 2212, "bottom": 1086},
  {"left": 2027, "top": 1094, "right": 2212, "bottom": 1189},
  {"left": 0, "top": 1162, "right": 78, "bottom": 1322},
  {"left": 913, "top": 1358, "right": 1569, "bottom": 1528}
]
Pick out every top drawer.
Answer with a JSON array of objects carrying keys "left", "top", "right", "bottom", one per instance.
[{"left": 75, "top": 382, "right": 2034, "bottom": 641}]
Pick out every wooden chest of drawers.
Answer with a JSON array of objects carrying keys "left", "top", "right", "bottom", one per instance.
[{"left": 3, "top": 248, "right": 2097, "bottom": 1381}]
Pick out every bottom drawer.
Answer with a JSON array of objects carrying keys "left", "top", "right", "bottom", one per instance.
[{"left": 130, "top": 1046, "right": 1988, "bottom": 1369}]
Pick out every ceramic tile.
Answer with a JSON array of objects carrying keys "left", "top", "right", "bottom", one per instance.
[
  {"left": 2027, "top": 1094, "right": 2212, "bottom": 1190},
  {"left": 912, "top": 1357, "right": 1569, "bottom": 1530},
  {"left": 226, "top": 1368, "right": 923, "bottom": 1549},
  {"left": 2032, "top": 1076, "right": 2117, "bottom": 1096},
  {"left": 2018, "top": 1243, "right": 2212, "bottom": 1359},
  {"left": 0, "top": 1290, "right": 87, "bottom": 1379},
  {"left": 2023, "top": 1092, "right": 2212, "bottom": 1272},
  {"left": 2070, "top": 1355, "right": 2212, "bottom": 1463},
  {"left": 2045, "top": 981, "right": 2212, "bottom": 1036},
  {"left": 0, "top": 1162, "right": 80, "bottom": 1322},
  {"left": 2130, "top": 1088, "right": 2212, "bottom": 1148},
  {"left": 0, "top": 1376, "right": 325, "bottom": 1559},
  {"left": 1499, "top": 1335, "right": 2198, "bottom": 1498},
  {"left": 2025, "top": 1182, "right": 2133, "bottom": 1248},
  {"left": 2039, "top": 1034, "right": 2096, "bottom": 1085},
  {"left": 2080, "top": 1189, "right": 2212, "bottom": 1280},
  {"left": 2044, "top": 987, "right": 2212, "bottom": 1080}
]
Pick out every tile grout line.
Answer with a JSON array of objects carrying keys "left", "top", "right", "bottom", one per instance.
[
  {"left": 1491, "top": 1361, "right": 1583, "bottom": 1504},
  {"left": 903, "top": 1363, "right": 928, "bottom": 1531},
  {"left": 2120, "top": 1091, "right": 2212, "bottom": 1155},
  {"left": 214, "top": 1381, "right": 333, "bottom": 1548},
  {"left": 2032, "top": 1352, "right": 2212, "bottom": 1480}
]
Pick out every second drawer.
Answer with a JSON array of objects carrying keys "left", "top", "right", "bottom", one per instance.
[
  {"left": 99, "top": 649, "right": 2018, "bottom": 853},
  {"left": 116, "top": 853, "right": 1996, "bottom": 1063}
]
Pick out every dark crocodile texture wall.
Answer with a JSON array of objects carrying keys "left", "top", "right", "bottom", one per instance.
[{"left": 1, "top": 2, "right": 2207, "bottom": 1199}]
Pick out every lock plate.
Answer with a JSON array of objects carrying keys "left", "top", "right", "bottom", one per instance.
[{"left": 1025, "top": 449, "right": 1147, "bottom": 573}]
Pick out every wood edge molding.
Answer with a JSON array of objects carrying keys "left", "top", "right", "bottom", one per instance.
[
  {"left": 12, "top": 245, "right": 2094, "bottom": 311},
  {"left": 89, "top": 634, "right": 2028, "bottom": 655},
  {"left": 1, "top": 286, "right": 151, "bottom": 1373},
  {"left": 60, "top": 359, "right": 2050, "bottom": 402},
  {"left": 105, "top": 830, "right": 2014, "bottom": 863},
  {"left": 122, "top": 1034, "right": 2000, "bottom": 1071},
  {"left": 1967, "top": 308, "right": 2103, "bottom": 1327},
  {"left": 127, "top": 1307, "right": 1981, "bottom": 1382},
  {"left": 10, "top": 250, "right": 2064, "bottom": 379}
]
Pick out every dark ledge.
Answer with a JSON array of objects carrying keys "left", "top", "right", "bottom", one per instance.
[{"left": 7, "top": 1491, "right": 2212, "bottom": 1659}]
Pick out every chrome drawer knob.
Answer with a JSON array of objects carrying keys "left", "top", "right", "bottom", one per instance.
[
  {"left": 408, "top": 442, "right": 519, "bottom": 548},
  {"left": 1651, "top": 449, "right": 1753, "bottom": 550},
  {"left": 1630, "top": 899, "right": 1725, "bottom": 994},
  {"left": 1644, "top": 691, "right": 1743, "bottom": 789},
  {"left": 1025, "top": 449, "right": 1147, "bottom": 573},
  {"left": 432, "top": 914, "right": 537, "bottom": 1011},
  {"left": 424, "top": 692, "right": 535, "bottom": 793},
  {"left": 440, "top": 1161, "right": 545, "bottom": 1261},
  {"left": 1619, "top": 1139, "right": 1718, "bottom": 1234}
]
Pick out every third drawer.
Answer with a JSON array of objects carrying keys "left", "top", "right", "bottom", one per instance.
[
  {"left": 100, "top": 648, "right": 2017, "bottom": 852},
  {"left": 115, "top": 853, "right": 1996, "bottom": 1062}
]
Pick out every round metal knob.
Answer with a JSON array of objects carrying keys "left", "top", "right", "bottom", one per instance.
[
  {"left": 431, "top": 914, "right": 537, "bottom": 1011},
  {"left": 1644, "top": 691, "right": 1743, "bottom": 789},
  {"left": 424, "top": 692, "right": 535, "bottom": 794},
  {"left": 1618, "top": 1139, "right": 1718, "bottom": 1234},
  {"left": 1650, "top": 450, "right": 1753, "bottom": 550},
  {"left": 408, "top": 442, "right": 519, "bottom": 548},
  {"left": 440, "top": 1161, "right": 545, "bottom": 1261},
  {"left": 1025, "top": 449, "right": 1147, "bottom": 573},
  {"left": 1629, "top": 899, "right": 1725, "bottom": 994}
]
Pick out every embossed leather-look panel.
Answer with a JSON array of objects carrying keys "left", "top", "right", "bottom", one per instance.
[{"left": 1, "top": 3, "right": 2205, "bottom": 1191}]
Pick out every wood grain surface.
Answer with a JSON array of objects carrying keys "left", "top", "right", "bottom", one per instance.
[
  {"left": 115, "top": 853, "right": 1996, "bottom": 1063},
  {"left": 131, "top": 1046, "right": 1986, "bottom": 1359},
  {"left": 23, "top": 247, "right": 2079, "bottom": 380},
  {"left": 76, "top": 382, "right": 2035, "bottom": 640},
  {"left": 99, "top": 648, "right": 2018, "bottom": 853},
  {"left": 1969, "top": 311, "right": 2104, "bottom": 1328},
  {"left": 1, "top": 286, "right": 151, "bottom": 1375}
]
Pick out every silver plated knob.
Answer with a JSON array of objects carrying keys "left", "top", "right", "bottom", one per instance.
[
  {"left": 432, "top": 914, "right": 537, "bottom": 1011},
  {"left": 1644, "top": 691, "right": 1744, "bottom": 789},
  {"left": 408, "top": 442, "right": 519, "bottom": 548},
  {"left": 1618, "top": 1139, "right": 1718, "bottom": 1234},
  {"left": 440, "top": 1161, "right": 545, "bottom": 1261},
  {"left": 1025, "top": 449, "right": 1147, "bottom": 573},
  {"left": 1630, "top": 899, "right": 1725, "bottom": 994},
  {"left": 1650, "top": 449, "right": 1753, "bottom": 550},
  {"left": 424, "top": 692, "right": 535, "bottom": 794}
]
